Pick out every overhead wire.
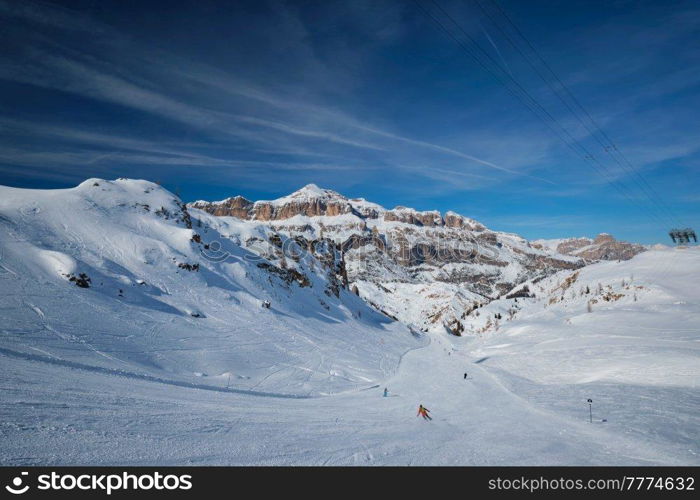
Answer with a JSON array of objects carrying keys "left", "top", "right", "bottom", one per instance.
[
  {"left": 417, "top": 0, "right": 673, "bottom": 231},
  {"left": 479, "top": 0, "right": 684, "bottom": 228}
]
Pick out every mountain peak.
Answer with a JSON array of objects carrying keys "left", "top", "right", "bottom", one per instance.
[
  {"left": 289, "top": 183, "right": 340, "bottom": 197},
  {"left": 299, "top": 183, "right": 323, "bottom": 193},
  {"left": 280, "top": 184, "right": 346, "bottom": 203}
]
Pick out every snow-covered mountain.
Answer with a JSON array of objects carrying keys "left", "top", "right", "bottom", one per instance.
[
  {"left": 532, "top": 233, "right": 646, "bottom": 261},
  {"left": 0, "top": 178, "right": 419, "bottom": 396},
  {"left": 191, "top": 184, "right": 583, "bottom": 334},
  {"left": 474, "top": 247, "right": 700, "bottom": 384},
  {"left": 1, "top": 178, "right": 698, "bottom": 465}
]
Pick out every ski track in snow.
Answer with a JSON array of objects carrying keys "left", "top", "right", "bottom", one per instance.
[
  {"left": 0, "top": 347, "right": 313, "bottom": 399},
  {"left": 0, "top": 179, "right": 698, "bottom": 465}
]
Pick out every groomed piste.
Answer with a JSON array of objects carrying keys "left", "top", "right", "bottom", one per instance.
[{"left": 1, "top": 179, "right": 698, "bottom": 465}]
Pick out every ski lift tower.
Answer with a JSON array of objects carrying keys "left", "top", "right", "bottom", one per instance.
[{"left": 669, "top": 228, "right": 697, "bottom": 246}]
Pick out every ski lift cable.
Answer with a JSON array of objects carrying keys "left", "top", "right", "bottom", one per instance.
[
  {"left": 478, "top": 4, "right": 691, "bottom": 283},
  {"left": 425, "top": 0, "right": 672, "bottom": 231},
  {"left": 420, "top": 0, "right": 671, "bottom": 231},
  {"left": 413, "top": 0, "right": 670, "bottom": 230},
  {"left": 436, "top": 0, "right": 687, "bottom": 278},
  {"left": 481, "top": 0, "right": 684, "bottom": 228},
  {"left": 485, "top": 0, "right": 683, "bottom": 227},
  {"left": 471, "top": 0, "right": 681, "bottom": 227}
]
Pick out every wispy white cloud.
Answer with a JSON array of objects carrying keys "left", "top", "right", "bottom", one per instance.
[
  {"left": 0, "top": 0, "right": 555, "bottom": 189},
  {"left": 0, "top": 0, "right": 697, "bottom": 243},
  {"left": 0, "top": 0, "right": 109, "bottom": 33}
]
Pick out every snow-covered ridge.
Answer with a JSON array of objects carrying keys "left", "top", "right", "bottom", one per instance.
[
  {"left": 189, "top": 183, "right": 587, "bottom": 334},
  {"left": 1, "top": 178, "right": 698, "bottom": 466},
  {"left": 470, "top": 246, "right": 700, "bottom": 384},
  {"left": 270, "top": 183, "right": 345, "bottom": 204},
  {"left": 195, "top": 184, "right": 346, "bottom": 207},
  {"left": 0, "top": 178, "right": 419, "bottom": 397},
  {"left": 533, "top": 233, "right": 646, "bottom": 261},
  {"left": 190, "top": 184, "right": 484, "bottom": 227}
]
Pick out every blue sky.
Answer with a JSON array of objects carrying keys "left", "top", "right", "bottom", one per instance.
[{"left": 0, "top": 0, "right": 698, "bottom": 243}]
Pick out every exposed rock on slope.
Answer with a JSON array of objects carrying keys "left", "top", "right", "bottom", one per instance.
[
  {"left": 0, "top": 179, "right": 415, "bottom": 396},
  {"left": 191, "top": 184, "right": 354, "bottom": 221},
  {"left": 532, "top": 233, "right": 645, "bottom": 262},
  {"left": 190, "top": 184, "right": 583, "bottom": 334}
]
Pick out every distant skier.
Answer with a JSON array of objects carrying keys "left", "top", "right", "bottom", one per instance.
[
  {"left": 464, "top": 372, "right": 467, "bottom": 380},
  {"left": 417, "top": 404, "right": 432, "bottom": 421},
  {"left": 261, "top": 300, "right": 271, "bottom": 309},
  {"left": 383, "top": 387, "right": 389, "bottom": 397}
]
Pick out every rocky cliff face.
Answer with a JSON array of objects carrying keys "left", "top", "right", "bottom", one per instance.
[
  {"left": 190, "top": 184, "right": 584, "bottom": 334},
  {"left": 532, "top": 233, "right": 645, "bottom": 262},
  {"left": 190, "top": 184, "right": 354, "bottom": 221}
]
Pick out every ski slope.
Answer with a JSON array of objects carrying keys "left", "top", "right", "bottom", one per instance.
[
  {"left": 1, "top": 180, "right": 698, "bottom": 465},
  {"left": 0, "top": 179, "right": 417, "bottom": 397}
]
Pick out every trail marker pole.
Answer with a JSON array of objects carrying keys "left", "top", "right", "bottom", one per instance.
[{"left": 587, "top": 398, "right": 593, "bottom": 423}]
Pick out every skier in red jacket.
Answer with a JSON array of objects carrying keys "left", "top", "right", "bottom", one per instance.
[{"left": 417, "top": 404, "right": 432, "bottom": 421}]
